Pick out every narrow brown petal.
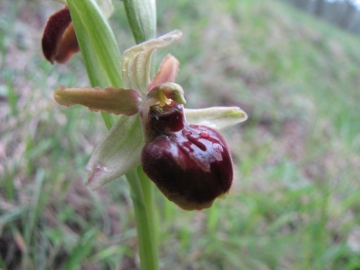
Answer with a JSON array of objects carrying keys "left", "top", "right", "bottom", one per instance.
[
  {"left": 148, "top": 54, "right": 179, "bottom": 91},
  {"left": 41, "top": 7, "right": 73, "bottom": 64},
  {"left": 54, "top": 86, "right": 142, "bottom": 116},
  {"left": 54, "top": 23, "right": 80, "bottom": 63}
]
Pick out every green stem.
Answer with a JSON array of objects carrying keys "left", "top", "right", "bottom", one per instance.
[
  {"left": 123, "top": 1, "right": 159, "bottom": 269},
  {"left": 100, "top": 112, "right": 115, "bottom": 130},
  {"left": 126, "top": 167, "right": 159, "bottom": 270}
]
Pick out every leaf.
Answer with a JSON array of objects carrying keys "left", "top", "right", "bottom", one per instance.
[
  {"left": 54, "top": 86, "right": 141, "bottom": 115},
  {"left": 86, "top": 115, "right": 144, "bottom": 190},
  {"left": 184, "top": 106, "right": 248, "bottom": 130},
  {"left": 67, "top": 0, "right": 122, "bottom": 88},
  {"left": 121, "top": 30, "right": 183, "bottom": 97},
  {"left": 123, "top": 0, "right": 156, "bottom": 43},
  {"left": 148, "top": 54, "right": 179, "bottom": 91}
]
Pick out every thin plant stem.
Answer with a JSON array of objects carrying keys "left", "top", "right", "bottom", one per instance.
[
  {"left": 123, "top": 1, "right": 159, "bottom": 269},
  {"left": 126, "top": 167, "right": 159, "bottom": 270},
  {"left": 100, "top": 112, "right": 115, "bottom": 130}
]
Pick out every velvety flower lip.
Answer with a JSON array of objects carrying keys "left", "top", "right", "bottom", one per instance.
[{"left": 141, "top": 102, "right": 233, "bottom": 210}]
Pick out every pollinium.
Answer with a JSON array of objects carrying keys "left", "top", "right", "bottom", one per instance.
[{"left": 141, "top": 102, "right": 233, "bottom": 210}]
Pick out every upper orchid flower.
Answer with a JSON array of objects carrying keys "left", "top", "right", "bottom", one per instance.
[{"left": 42, "top": 0, "right": 114, "bottom": 63}]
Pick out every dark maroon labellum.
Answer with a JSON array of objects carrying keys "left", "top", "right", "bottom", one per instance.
[{"left": 141, "top": 104, "right": 233, "bottom": 210}]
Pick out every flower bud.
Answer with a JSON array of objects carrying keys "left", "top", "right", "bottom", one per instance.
[{"left": 141, "top": 103, "right": 233, "bottom": 210}]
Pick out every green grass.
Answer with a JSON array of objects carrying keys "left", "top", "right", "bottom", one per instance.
[{"left": 1, "top": 0, "right": 360, "bottom": 269}]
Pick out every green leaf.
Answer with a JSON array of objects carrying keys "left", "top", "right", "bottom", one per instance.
[
  {"left": 86, "top": 115, "right": 144, "bottom": 190},
  {"left": 184, "top": 106, "right": 248, "bottom": 130},
  {"left": 122, "top": 30, "right": 183, "bottom": 97},
  {"left": 67, "top": 0, "right": 122, "bottom": 88},
  {"left": 123, "top": 0, "right": 156, "bottom": 43}
]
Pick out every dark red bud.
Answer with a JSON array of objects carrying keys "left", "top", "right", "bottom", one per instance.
[
  {"left": 41, "top": 7, "right": 79, "bottom": 64},
  {"left": 141, "top": 104, "right": 233, "bottom": 210}
]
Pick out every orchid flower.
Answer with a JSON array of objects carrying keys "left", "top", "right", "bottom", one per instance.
[
  {"left": 53, "top": 31, "right": 247, "bottom": 210},
  {"left": 42, "top": 0, "right": 114, "bottom": 63},
  {"left": 42, "top": 0, "right": 247, "bottom": 210}
]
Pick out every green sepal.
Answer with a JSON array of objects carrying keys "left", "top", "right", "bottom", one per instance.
[{"left": 86, "top": 114, "right": 144, "bottom": 190}]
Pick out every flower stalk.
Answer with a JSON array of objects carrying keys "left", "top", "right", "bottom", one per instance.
[
  {"left": 122, "top": 1, "right": 159, "bottom": 269},
  {"left": 126, "top": 167, "right": 158, "bottom": 270}
]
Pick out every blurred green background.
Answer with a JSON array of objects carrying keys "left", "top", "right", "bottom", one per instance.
[{"left": 1, "top": 0, "right": 360, "bottom": 269}]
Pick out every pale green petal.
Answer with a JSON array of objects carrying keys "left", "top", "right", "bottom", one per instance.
[
  {"left": 121, "top": 30, "right": 183, "bottom": 96},
  {"left": 86, "top": 115, "right": 144, "bottom": 190},
  {"left": 184, "top": 107, "right": 248, "bottom": 130}
]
